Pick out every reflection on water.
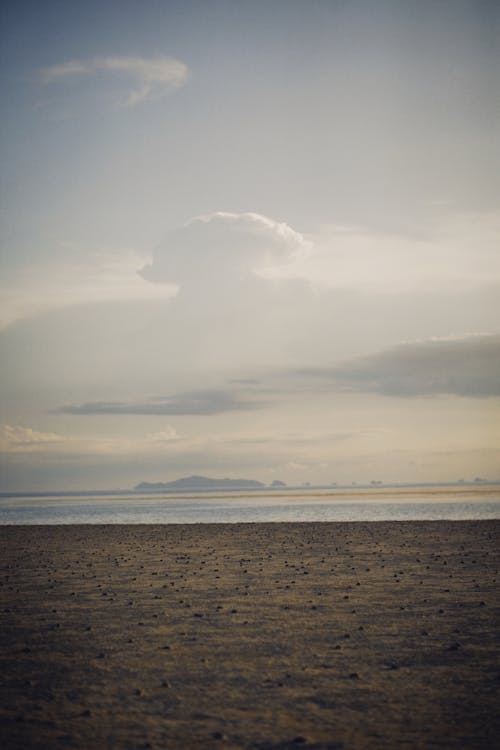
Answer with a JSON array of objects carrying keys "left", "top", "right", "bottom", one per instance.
[{"left": 1, "top": 486, "right": 499, "bottom": 524}]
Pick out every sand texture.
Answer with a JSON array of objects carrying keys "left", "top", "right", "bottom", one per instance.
[{"left": 1, "top": 521, "right": 499, "bottom": 749}]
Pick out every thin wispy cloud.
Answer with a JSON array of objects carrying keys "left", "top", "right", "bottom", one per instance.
[
  {"left": 54, "top": 388, "right": 268, "bottom": 417},
  {"left": 0, "top": 250, "right": 176, "bottom": 330},
  {"left": 40, "top": 55, "right": 189, "bottom": 106}
]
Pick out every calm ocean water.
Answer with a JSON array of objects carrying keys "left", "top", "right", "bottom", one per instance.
[{"left": 1, "top": 486, "right": 499, "bottom": 524}]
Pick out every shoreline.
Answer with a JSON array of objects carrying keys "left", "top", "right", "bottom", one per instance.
[
  {"left": 2, "top": 521, "right": 499, "bottom": 749},
  {"left": 2, "top": 485, "right": 499, "bottom": 527}
]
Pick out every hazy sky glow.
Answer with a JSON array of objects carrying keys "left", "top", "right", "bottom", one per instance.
[{"left": 1, "top": 0, "right": 499, "bottom": 491}]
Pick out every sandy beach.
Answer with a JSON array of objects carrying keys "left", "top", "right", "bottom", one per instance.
[{"left": 1, "top": 521, "right": 499, "bottom": 749}]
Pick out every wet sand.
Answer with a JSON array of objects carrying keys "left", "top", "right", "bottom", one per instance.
[{"left": 1, "top": 521, "right": 499, "bottom": 749}]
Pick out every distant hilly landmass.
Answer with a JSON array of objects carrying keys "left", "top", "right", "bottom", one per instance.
[{"left": 134, "top": 475, "right": 268, "bottom": 492}]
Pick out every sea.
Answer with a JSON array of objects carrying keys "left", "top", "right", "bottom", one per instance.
[{"left": 0, "top": 484, "right": 499, "bottom": 525}]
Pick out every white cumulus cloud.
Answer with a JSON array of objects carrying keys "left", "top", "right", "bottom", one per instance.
[
  {"left": 141, "top": 209, "right": 500, "bottom": 295},
  {"left": 141, "top": 211, "right": 311, "bottom": 284}
]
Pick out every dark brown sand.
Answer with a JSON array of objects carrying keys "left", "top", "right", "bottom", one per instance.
[{"left": 1, "top": 521, "right": 499, "bottom": 750}]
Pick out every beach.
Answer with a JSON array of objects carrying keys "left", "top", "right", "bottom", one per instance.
[{"left": 1, "top": 521, "right": 499, "bottom": 749}]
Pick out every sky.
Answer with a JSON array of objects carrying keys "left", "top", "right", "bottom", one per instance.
[{"left": 0, "top": 0, "right": 499, "bottom": 491}]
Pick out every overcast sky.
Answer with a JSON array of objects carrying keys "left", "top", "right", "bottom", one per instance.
[{"left": 1, "top": 0, "right": 499, "bottom": 491}]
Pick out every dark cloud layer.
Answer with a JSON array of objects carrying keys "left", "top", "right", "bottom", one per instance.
[
  {"left": 54, "top": 336, "right": 500, "bottom": 421},
  {"left": 301, "top": 334, "right": 500, "bottom": 398},
  {"left": 55, "top": 389, "right": 267, "bottom": 416}
]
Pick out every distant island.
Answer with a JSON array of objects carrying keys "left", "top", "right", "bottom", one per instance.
[{"left": 134, "top": 475, "right": 267, "bottom": 492}]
